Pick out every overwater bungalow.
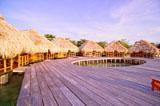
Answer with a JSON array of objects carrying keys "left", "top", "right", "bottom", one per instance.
[
  {"left": 0, "top": 16, "right": 38, "bottom": 74},
  {"left": 51, "top": 38, "right": 77, "bottom": 58},
  {"left": 129, "top": 40, "right": 159, "bottom": 58},
  {"left": 79, "top": 40, "right": 104, "bottom": 57},
  {"left": 21, "top": 29, "right": 60, "bottom": 62},
  {"left": 104, "top": 41, "right": 128, "bottom": 57},
  {"left": 51, "top": 38, "right": 79, "bottom": 58}
]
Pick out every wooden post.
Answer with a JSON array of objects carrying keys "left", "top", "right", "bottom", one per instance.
[
  {"left": 10, "top": 58, "right": 13, "bottom": 71},
  {"left": 3, "top": 57, "right": 7, "bottom": 72},
  {"left": 18, "top": 54, "right": 20, "bottom": 67},
  {"left": 21, "top": 56, "right": 23, "bottom": 66},
  {"left": 24, "top": 56, "right": 26, "bottom": 65}
]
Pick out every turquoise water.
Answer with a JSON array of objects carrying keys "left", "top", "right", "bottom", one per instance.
[{"left": 0, "top": 73, "right": 24, "bottom": 106}]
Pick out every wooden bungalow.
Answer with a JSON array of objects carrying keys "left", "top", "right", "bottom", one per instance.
[
  {"left": 129, "top": 40, "right": 159, "bottom": 58},
  {"left": 51, "top": 38, "right": 79, "bottom": 58},
  {"left": 0, "top": 15, "right": 38, "bottom": 73},
  {"left": 104, "top": 41, "right": 128, "bottom": 57},
  {"left": 79, "top": 40, "right": 104, "bottom": 57},
  {"left": 21, "top": 29, "right": 59, "bottom": 62}
]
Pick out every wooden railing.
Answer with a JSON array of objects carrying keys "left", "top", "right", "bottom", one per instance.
[
  {"left": 0, "top": 51, "right": 69, "bottom": 74},
  {"left": 54, "top": 52, "right": 67, "bottom": 59},
  {"left": 130, "top": 52, "right": 158, "bottom": 58},
  {"left": 106, "top": 52, "right": 126, "bottom": 57},
  {"left": 0, "top": 52, "right": 56, "bottom": 74},
  {"left": 0, "top": 58, "right": 13, "bottom": 73}
]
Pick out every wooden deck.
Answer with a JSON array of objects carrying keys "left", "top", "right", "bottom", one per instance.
[{"left": 17, "top": 57, "right": 160, "bottom": 106}]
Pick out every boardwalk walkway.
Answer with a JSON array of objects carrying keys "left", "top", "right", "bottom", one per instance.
[{"left": 17, "top": 57, "right": 160, "bottom": 106}]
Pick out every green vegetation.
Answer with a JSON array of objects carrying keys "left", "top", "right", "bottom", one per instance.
[
  {"left": 76, "top": 39, "right": 87, "bottom": 47},
  {"left": 155, "top": 43, "right": 160, "bottom": 49},
  {"left": 44, "top": 34, "right": 56, "bottom": 41},
  {"left": 97, "top": 41, "right": 107, "bottom": 48},
  {"left": 157, "top": 43, "right": 160, "bottom": 49},
  {"left": 119, "top": 39, "right": 131, "bottom": 49}
]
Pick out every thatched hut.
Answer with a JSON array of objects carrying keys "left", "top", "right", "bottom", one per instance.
[
  {"left": 21, "top": 29, "right": 60, "bottom": 62},
  {"left": 129, "top": 40, "right": 159, "bottom": 58},
  {"left": 51, "top": 38, "right": 79, "bottom": 58},
  {"left": 104, "top": 41, "right": 128, "bottom": 57},
  {"left": 0, "top": 16, "right": 38, "bottom": 72},
  {"left": 79, "top": 40, "right": 104, "bottom": 57}
]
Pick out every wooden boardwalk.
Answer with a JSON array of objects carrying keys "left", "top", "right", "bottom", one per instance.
[{"left": 17, "top": 57, "right": 160, "bottom": 106}]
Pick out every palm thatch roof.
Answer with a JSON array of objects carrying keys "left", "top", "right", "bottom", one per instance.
[
  {"left": 22, "top": 29, "right": 60, "bottom": 53},
  {"left": 104, "top": 41, "right": 128, "bottom": 53},
  {"left": 0, "top": 15, "right": 36, "bottom": 58},
  {"left": 51, "top": 38, "right": 79, "bottom": 52},
  {"left": 129, "top": 40, "right": 159, "bottom": 54},
  {"left": 79, "top": 40, "right": 104, "bottom": 52}
]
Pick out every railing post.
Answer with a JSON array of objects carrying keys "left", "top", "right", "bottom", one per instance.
[
  {"left": 3, "top": 57, "right": 7, "bottom": 72},
  {"left": 10, "top": 58, "right": 13, "bottom": 71},
  {"left": 18, "top": 54, "right": 20, "bottom": 67}
]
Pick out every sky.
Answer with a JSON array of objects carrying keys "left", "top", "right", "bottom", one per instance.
[{"left": 0, "top": 0, "right": 160, "bottom": 43}]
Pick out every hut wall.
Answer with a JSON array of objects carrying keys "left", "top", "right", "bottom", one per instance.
[
  {"left": 81, "top": 52, "right": 92, "bottom": 57},
  {"left": 130, "top": 52, "right": 154, "bottom": 58},
  {"left": 81, "top": 51, "right": 102, "bottom": 57},
  {"left": 54, "top": 52, "right": 67, "bottom": 59},
  {"left": 67, "top": 51, "right": 77, "bottom": 57},
  {"left": 106, "top": 52, "right": 125, "bottom": 57},
  {"left": 48, "top": 53, "right": 55, "bottom": 59}
]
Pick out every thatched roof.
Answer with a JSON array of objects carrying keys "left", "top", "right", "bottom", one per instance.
[
  {"left": 129, "top": 40, "right": 159, "bottom": 54},
  {"left": 79, "top": 40, "right": 104, "bottom": 52},
  {"left": 0, "top": 15, "right": 32, "bottom": 58},
  {"left": 22, "top": 29, "right": 60, "bottom": 53},
  {"left": 51, "top": 38, "right": 79, "bottom": 52},
  {"left": 104, "top": 41, "right": 128, "bottom": 53}
]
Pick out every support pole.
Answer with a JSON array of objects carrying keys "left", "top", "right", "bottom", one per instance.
[
  {"left": 18, "top": 54, "right": 20, "bottom": 67},
  {"left": 3, "top": 57, "right": 7, "bottom": 72},
  {"left": 10, "top": 58, "right": 13, "bottom": 71}
]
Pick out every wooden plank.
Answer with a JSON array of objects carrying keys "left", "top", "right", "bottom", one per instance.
[
  {"left": 35, "top": 64, "right": 58, "bottom": 106},
  {"left": 46, "top": 62, "right": 125, "bottom": 106},
  {"left": 51, "top": 60, "right": 160, "bottom": 106},
  {"left": 30, "top": 64, "right": 43, "bottom": 106},
  {"left": 38, "top": 63, "right": 72, "bottom": 106},
  {"left": 17, "top": 67, "right": 31, "bottom": 106},
  {"left": 42, "top": 62, "right": 100, "bottom": 106},
  {"left": 40, "top": 62, "right": 85, "bottom": 106}
]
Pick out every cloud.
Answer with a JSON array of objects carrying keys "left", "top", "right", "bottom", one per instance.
[
  {"left": 111, "top": 0, "right": 160, "bottom": 25},
  {"left": 92, "top": 0, "right": 160, "bottom": 42},
  {"left": 140, "top": 26, "right": 160, "bottom": 35},
  {"left": 3, "top": 0, "right": 160, "bottom": 42}
]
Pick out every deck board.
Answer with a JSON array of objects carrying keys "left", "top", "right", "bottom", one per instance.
[{"left": 17, "top": 57, "right": 160, "bottom": 106}]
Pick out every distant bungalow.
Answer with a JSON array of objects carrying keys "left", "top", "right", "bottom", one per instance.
[
  {"left": 21, "top": 29, "right": 60, "bottom": 61},
  {"left": 79, "top": 40, "right": 104, "bottom": 57},
  {"left": 104, "top": 41, "right": 128, "bottom": 57},
  {"left": 51, "top": 38, "right": 79, "bottom": 58},
  {"left": 129, "top": 40, "right": 159, "bottom": 58}
]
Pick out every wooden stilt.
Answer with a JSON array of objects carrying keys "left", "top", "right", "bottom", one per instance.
[
  {"left": 10, "top": 58, "right": 13, "bottom": 71},
  {"left": 21, "top": 56, "right": 23, "bottom": 65},
  {"left": 18, "top": 54, "right": 20, "bottom": 67},
  {"left": 3, "top": 57, "right": 7, "bottom": 72}
]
